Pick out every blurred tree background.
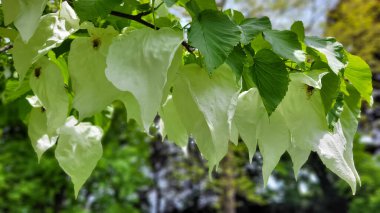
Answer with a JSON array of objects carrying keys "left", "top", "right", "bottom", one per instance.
[{"left": 1, "top": 0, "right": 380, "bottom": 212}]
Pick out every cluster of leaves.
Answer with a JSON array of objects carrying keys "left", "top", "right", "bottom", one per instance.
[{"left": 0, "top": 0, "right": 373, "bottom": 196}]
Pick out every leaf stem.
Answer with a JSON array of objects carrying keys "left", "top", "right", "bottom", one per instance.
[{"left": 110, "top": 10, "right": 195, "bottom": 52}]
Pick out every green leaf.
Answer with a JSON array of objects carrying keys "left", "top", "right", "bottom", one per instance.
[
  {"left": 320, "top": 72, "right": 340, "bottom": 115},
  {"left": 251, "top": 33, "right": 271, "bottom": 51},
  {"left": 105, "top": 28, "right": 183, "bottom": 131},
  {"left": 0, "top": 27, "right": 18, "bottom": 41},
  {"left": 29, "top": 57, "right": 69, "bottom": 135},
  {"left": 326, "top": 92, "right": 344, "bottom": 130},
  {"left": 184, "top": 0, "right": 217, "bottom": 18},
  {"left": 229, "top": 122, "right": 239, "bottom": 145},
  {"left": 160, "top": 95, "right": 188, "bottom": 147},
  {"left": 225, "top": 45, "right": 246, "bottom": 79},
  {"left": 263, "top": 30, "right": 306, "bottom": 67},
  {"left": 55, "top": 116, "right": 103, "bottom": 198},
  {"left": 290, "top": 21, "right": 305, "bottom": 41},
  {"left": 257, "top": 111, "right": 290, "bottom": 186},
  {"left": 163, "top": 0, "right": 178, "bottom": 7},
  {"left": 224, "top": 9, "right": 245, "bottom": 24},
  {"left": 305, "top": 36, "right": 346, "bottom": 74},
  {"left": 1, "top": 77, "right": 31, "bottom": 104},
  {"left": 188, "top": 10, "right": 241, "bottom": 72},
  {"left": 11, "top": 2, "right": 79, "bottom": 81},
  {"left": 0, "top": 5, "right": 3, "bottom": 25},
  {"left": 161, "top": 48, "right": 183, "bottom": 104},
  {"left": 48, "top": 51, "right": 70, "bottom": 85},
  {"left": 2, "top": 0, "right": 20, "bottom": 25},
  {"left": 74, "top": 0, "right": 123, "bottom": 20},
  {"left": 239, "top": 17, "right": 271, "bottom": 45},
  {"left": 345, "top": 53, "right": 373, "bottom": 105},
  {"left": 2, "top": 0, "right": 47, "bottom": 42},
  {"left": 343, "top": 84, "right": 361, "bottom": 123},
  {"left": 250, "top": 49, "right": 289, "bottom": 115},
  {"left": 28, "top": 107, "right": 58, "bottom": 162},
  {"left": 289, "top": 69, "right": 328, "bottom": 89},
  {"left": 172, "top": 64, "right": 241, "bottom": 168},
  {"left": 233, "top": 88, "right": 266, "bottom": 161}
]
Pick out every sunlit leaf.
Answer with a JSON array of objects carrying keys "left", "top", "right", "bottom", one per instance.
[
  {"left": 12, "top": 2, "right": 79, "bottom": 81},
  {"left": 172, "top": 64, "right": 241, "bottom": 168},
  {"left": 345, "top": 53, "right": 373, "bottom": 105},
  {"left": 69, "top": 25, "right": 120, "bottom": 119},
  {"left": 29, "top": 57, "right": 69, "bottom": 135},
  {"left": 340, "top": 84, "right": 361, "bottom": 185},
  {"left": 160, "top": 95, "right": 188, "bottom": 147},
  {"left": 305, "top": 36, "right": 346, "bottom": 74},
  {"left": 161, "top": 48, "right": 183, "bottom": 105},
  {"left": 105, "top": 28, "right": 183, "bottom": 131},
  {"left": 55, "top": 116, "right": 103, "bottom": 198},
  {"left": 279, "top": 75, "right": 359, "bottom": 193},
  {"left": 289, "top": 69, "right": 328, "bottom": 89},
  {"left": 26, "top": 95, "right": 42, "bottom": 107},
  {"left": 28, "top": 107, "right": 58, "bottom": 162},
  {"left": 251, "top": 33, "right": 271, "bottom": 51},
  {"left": 233, "top": 88, "right": 266, "bottom": 161},
  {"left": 257, "top": 111, "right": 290, "bottom": 186},
  {"left": 2, "top": 0, "right": 47, "bottom": 42},
  {"left": 287, "top": 145, "right": 310, "bottom": 178},
  {"left": 290, "top": 21, "right": 305, "bottom": 41},
  {"left": 278, "top": 75, "right": 328, "bottom": 151},
  {"left": 316, "top": 122, "right": 358, "bottom": 194},
  {"left": 229, "top": 122, "right": 239, "bottom": 145}
]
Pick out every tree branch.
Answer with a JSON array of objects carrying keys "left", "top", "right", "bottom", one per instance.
[
  {"left": 110, "top": 11, "right": 157, "bottom": 29},
  {"left": 0, "top": 44, "right": 13, "bottom": 53},
  {"left": 110, "top": 10, "right": 195, "bottom": 52},
  {"left": 181, "top": 41, "right": 195, "bottom": 52}
]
